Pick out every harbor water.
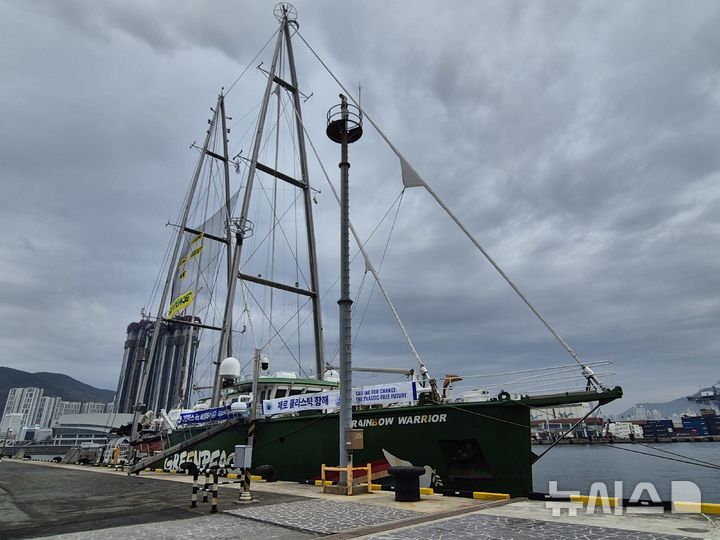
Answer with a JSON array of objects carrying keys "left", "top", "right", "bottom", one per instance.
[{"left": 532, "top": 442, "right": 720, "bottom": 502}]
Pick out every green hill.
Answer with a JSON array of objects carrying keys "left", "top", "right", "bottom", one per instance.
[{"left": 0, "top": 366, "right": 115, "bottom": 408}]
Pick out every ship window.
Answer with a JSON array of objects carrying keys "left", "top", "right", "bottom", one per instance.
[
  {"left": 275, "top": 389, "right": 287, "bottom": 398},
  {"left": 288, "top": 389, "right": 304, "bottom": 396}
]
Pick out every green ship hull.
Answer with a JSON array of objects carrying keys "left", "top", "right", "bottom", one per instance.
[{"left": 147, "top": 387, "right": 622, "bottom": 497}]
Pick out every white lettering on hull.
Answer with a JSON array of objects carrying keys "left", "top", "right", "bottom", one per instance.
[
  {"left": 163, "top": 449, "right": 234, "bottom": 471},
  {"left": 352, "top": 413, "right": 447, "bottom": 428}
]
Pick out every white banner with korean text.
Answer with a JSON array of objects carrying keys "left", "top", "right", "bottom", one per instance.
[{"left": 261, "top": 381, "right": 417, "bottom": 415}]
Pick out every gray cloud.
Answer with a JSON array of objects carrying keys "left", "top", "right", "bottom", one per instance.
[{"left": 0, "top": 0, "right": 718, "bottom": 414}]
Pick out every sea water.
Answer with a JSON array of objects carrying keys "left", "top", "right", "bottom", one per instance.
[{"left": 532, "top": 442, "right": 720, "bottom": 502}]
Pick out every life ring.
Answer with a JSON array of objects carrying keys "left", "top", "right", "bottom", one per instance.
[{"left": 497, "top": 391, "right": 511, "bottom": 401}]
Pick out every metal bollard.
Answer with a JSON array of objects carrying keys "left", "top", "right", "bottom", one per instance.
[
  {"left": 191, "top": 470, "right": 199, "bottom": 508},
  {"left": 202, "top": 469, "right": 210, "bottom": 503},
  {"left": 211, "top": 470, "right": 219, "bottom": 513},
  {"left": 237, "top": 467, "right": 254, "bottom": 502},
  {"left": 180, "top": 461, "right": 199, "bottom": 508}
]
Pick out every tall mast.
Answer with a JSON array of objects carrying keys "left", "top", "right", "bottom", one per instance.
[
  {"left": 283, "top": 12, "right": 325, "bottom": 379},
  {"left": 219, "top": 94, "right": 234, "bottom": 336},
  {"left": 131, "top": 96, "right": 222, "bottom": 442},
  {"left": 211, "top": 3, "right": 325, "bottom": 405},
  {"left": 173, "top": 94, "right": 232, "bottom": 410}
]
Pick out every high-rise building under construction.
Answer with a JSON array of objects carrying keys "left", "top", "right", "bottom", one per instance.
[{"left": 113, "top": 316, "right": 200, "bottom": 414}]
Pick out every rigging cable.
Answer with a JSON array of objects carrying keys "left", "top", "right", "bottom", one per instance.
[
  {"left": 225, "top": 27, "right": 282, "bottom": 96},
  {"left": 296, "top": 29, "right": 592, "bottom": 387},
  {"left": 598, "top": 443, "right": 720, "bottom": 471},
  {"left": 628, "top": 440, "right": 720, "bottom": 469},
  {"left": 458, "top": 361, "right": 613, "bottom": 379},
  {"left": 245, "top": 284, "right": 308, "bottom": 377},
  {"left": 147, "top": 153, "right": 201, "bottom": 313},
  {"left": 239, "top": 96, "right": 311, "bottom": 290},
  {"left": 267, "top": 74, "right": 283, "bottom": 360},
  {"left": 353, "top": 190, "right": 405, "bottom": 350},
  {"left": 288, "top": 89, "right": 429, "bottom": 380},
  {"left": 322, "top": 191, "right": 406, "bottom": 364},
  {"left": 505, "top": 393, "right": 720, "bottom": 472},
  {"left": 259, "top": 296, "right": 312, "bottom": 352}
]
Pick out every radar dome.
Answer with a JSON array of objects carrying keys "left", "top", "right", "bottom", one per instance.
[
  {"left": 323, "top": 369, "right": 340, "bottom": 383},
  {"left": 219, "top": 356, "right": 241, "bottom": 379}
]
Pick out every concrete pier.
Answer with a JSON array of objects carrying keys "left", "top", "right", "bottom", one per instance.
[{"left": 1, "top": 459, "right": 717, "bottom": 539}]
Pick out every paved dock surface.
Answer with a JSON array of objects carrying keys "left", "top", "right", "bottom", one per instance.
[
  {"left": 0, "top": 460, "right": 308, "bottom": 538},
  {"left": 1, "top": 459, "right": 718, "bottom": 539}
]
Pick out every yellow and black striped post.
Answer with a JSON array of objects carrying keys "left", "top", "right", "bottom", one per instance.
[
  {"left": 247, "top": 418, "right": 256, "bottom": 441},
  {"left": 243, "top": 467, "right": 251, "bottom": 493},
  {"left": 246, "top": 418, "right": 256, "bottom": 495}
]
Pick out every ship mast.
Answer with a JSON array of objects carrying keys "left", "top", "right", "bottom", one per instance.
[
  {"left": 130, "top": 96, "right": 225, "bottom": 443},
  {"left": 211, "top": 3, "right": 325, "bottom": 406}
]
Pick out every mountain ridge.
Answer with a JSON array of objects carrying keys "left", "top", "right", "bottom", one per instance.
[
  {"left": 0, "top": 366, "right": 115, "bottom": 410},
  {"left": 618, "top": 396, "right": 696, "bottom": 419}
]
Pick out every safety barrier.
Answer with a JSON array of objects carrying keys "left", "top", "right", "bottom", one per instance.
[
  {"left": 320, "top": 464, "right": 373, "bottom": 495},
  {"left": 180, "top": 462, "right": 220, "bottom": 513}
]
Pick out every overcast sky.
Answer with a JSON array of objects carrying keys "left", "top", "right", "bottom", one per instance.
[{"left": 1, "top": 1, "right": 718, "bottom": 414}]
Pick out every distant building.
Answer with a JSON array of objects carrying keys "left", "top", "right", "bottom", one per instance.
[
  {"left": 2, "top": 388, "right": 121, "bottom": 434},
  {"left": 114, "top": 316, "right": 200, "bottom": 414},
  {"left": 34, "top": 396, "right": 62, "bottom": 428},
  {"left": 0, "top": 413, "right": 24, "bottom": 437},
  {"left": 2, "top": 387, "right": 44, "bottom": 428},
  {"left": 19, "top": 426, "right": 52, "bottom": 443},
  {"left": 626, "top": 405, "right": 664, "bottom": 421},
  {"left": 52, "top": 401, "right": 81, "bottom": 422},
  {"left": 2, "top": 388, "right": 22, "bottom": 416},
  {"left": 52, "top": 413, "right": 134, "bottom": 446},
  {"left": 531, "top": 417, "right": 605, "bottom": 441},
  {"left": 81, "top": 402, "right": 107, "bottom": 414}
]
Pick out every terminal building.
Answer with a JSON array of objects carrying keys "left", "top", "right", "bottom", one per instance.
[{"left": 50, "top": 413, "right": 134, "bottom": 446}]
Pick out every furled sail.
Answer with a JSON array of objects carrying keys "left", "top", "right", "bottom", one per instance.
[{"left": 168, "top": 192, "right": 238, "bottom": 320}]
